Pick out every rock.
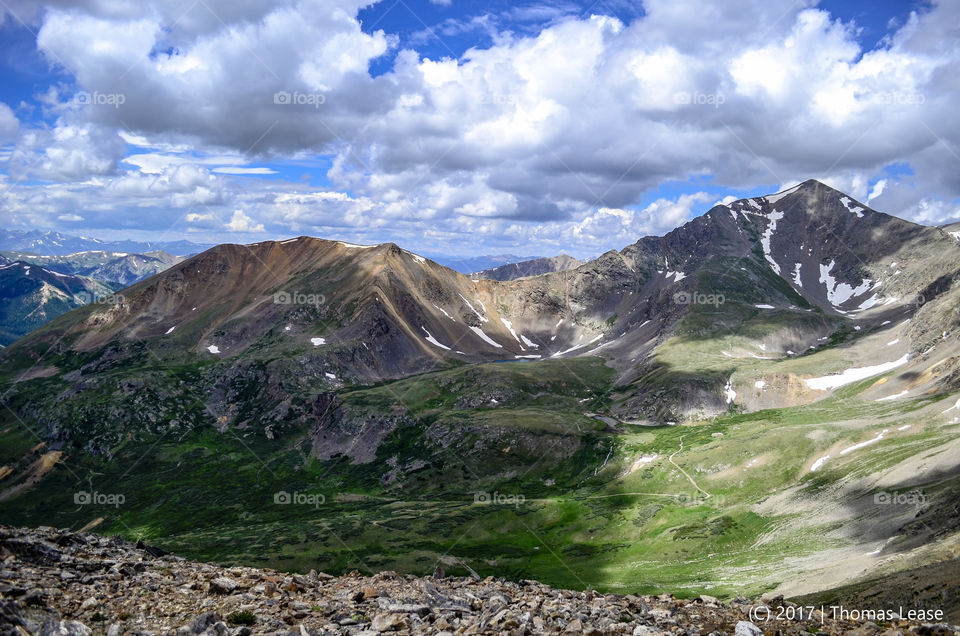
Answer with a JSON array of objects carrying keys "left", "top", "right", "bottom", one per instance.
[
  {"left": 190, "top": 612, "right": 223, "bottom": 633},
  {"left": 736, "top": 620, "right": 764, "bottom": 636},
  {"left": 0, "top": 525, "right": 948, "bottom": 636},
  {"left": 78, "top": 597, "right": 98, "bottom": 612},
  {"left": 209, "top": 578, "right": 239, "bottom": 594},
  {"left": 40, "top": 619, "right": 93, "bottom": 635},
  {"left": 370, "top": 612, "right": 406, "bottom": 632}
]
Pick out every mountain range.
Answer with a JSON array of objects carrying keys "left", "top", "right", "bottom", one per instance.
[
  {"left": 2, "top": 179, "right": 960, "bottom": 617},
  {"left": 471, "top": 254, "right": 584, "bottom": 280},
  {"left": 0, "top": 229, "right": 211, "bottom": 257}
]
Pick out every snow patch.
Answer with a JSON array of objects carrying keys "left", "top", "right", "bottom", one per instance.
[
  {"left": 422, "top": 327, "right": 451, "bottom": 351},
  {"left": 724, "top": 379, "right": 737, "bottom": 404},
  {"left": 520, "top": 334, "right": 539, "bottom": 349},
  {"left": 311, "top": 337, "right": 326, "bottom": 346},
  {"left": 754, "top": 304, "right": 775, "bottom": 309},
  {"left": 164, "top": 326, "right": 176, "bottom": 335},
  {"left": 792, "top": 263, "right": 802, "bottom": 287},
  {"left": 840, "top": 430, "right": 888, "bottom": 456},
  {"left": 818, "top": 260, "right": 872, "bottom": 306},
  {"left": 459, "top": 294, "right": 488, "bottom": 322},
  {"left": 501, "top": 318, "right": 524, "bottom": 347},
  {"left": 325, "top": 372, "right": 337, "bottom": 380},
  {"left": 805, "top": 354, "right": 909, "bottom": 390},
  {"left": 764, "top": 183, "right": 802, "bottom": 205},
  {"left": 876, "top": 390, "right": 908, "bottom": 402},
  {"left": 839, "top": 196, "right": 865, "bottom": 218},
  {"left": 207, "top": 345, "right": 220, "bottom": 354},
  {"left": 552, "top": 334, "right": 602, "bottom": 357},
  {"left": 760, "top": 209, "right": 785, "bottom": 274},
  {"left": 433, "top": 305, "right": 456, "bottom": 322},
  {"left": 810, "top": 456, "right": 830, "bottom": 472},
  {"left": 469, "top": 326, "right": 503, "bottom": 348},
  {"left": 754, "top": 380, "right": 766, "bottom": 389}
]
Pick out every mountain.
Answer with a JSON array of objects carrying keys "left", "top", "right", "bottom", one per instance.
[
  {"left": 0, "top": 229, "right": 211, "bottom": 256},
  {"left": 471, "top": 254, "right": 584, "bottom": 280},
  {"left": 1, "top": 249, "right": 184, "bottom": 286},
  {"left": 428, "top": 253, "right": 544, "bottom": 273},
  {"left": 2, "top": 180, "right": 960, "bottom": 614},
  {"left": 0, "top": 261, "right": 116, "bottom": 346}
]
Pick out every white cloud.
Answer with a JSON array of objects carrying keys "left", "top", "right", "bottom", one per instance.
[
  {"left": 4, "top": 0, "right": 960, "bottom": 253},
  {"left": 0, "top": 103, "right": 18, "bottom": 143},
  {"left": 226, "top": 209, "right": 265, "bottom": 232}
]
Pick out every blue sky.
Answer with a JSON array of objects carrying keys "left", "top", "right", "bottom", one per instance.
[{"left": 0, "top": 0, "right": 956, "bottom": 258}]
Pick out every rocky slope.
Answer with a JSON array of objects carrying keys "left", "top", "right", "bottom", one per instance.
[{"left": 2, "top": 525, "right": 954, "bottom": 636}]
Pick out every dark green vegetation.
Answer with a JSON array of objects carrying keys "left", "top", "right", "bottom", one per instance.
[{"left": 3, "top": 346, "right": 956, "bottom": 600}]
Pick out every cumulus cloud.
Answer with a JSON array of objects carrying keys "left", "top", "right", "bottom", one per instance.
[
  {"left": 226, "top": 209, "right": 265, "bottom": 232},
  {"left": 3, "top": 0, "right": 960, "bottom": 252}
]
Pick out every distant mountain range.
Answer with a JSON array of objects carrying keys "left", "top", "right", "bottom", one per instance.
[
  {"left": 0, "top": 249, "right": 185, "bottom": 286},
  {"left": 0, "top": 260, "right": 115, "bottom": 346},
  {"left": 471, "top": 254, "right": 584, "bottom": 280},
  {"left": 428, "top": 253, "right": 545, "bottom": 274},
  {"left": 0, "top": 229, "right": 212, "bottom": 257}
]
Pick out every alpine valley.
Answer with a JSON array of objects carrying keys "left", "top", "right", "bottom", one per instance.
[{"left": 3, "top": 180, "right": 960, "bottom": 620}]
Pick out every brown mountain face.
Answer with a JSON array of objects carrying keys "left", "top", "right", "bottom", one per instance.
[{"left": 3, "top": 179, "right": 960, "bottom": 431}]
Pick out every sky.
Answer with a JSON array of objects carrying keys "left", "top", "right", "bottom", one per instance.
[{"left": 0, "top": 0, "right": 957, "bottom": 259}]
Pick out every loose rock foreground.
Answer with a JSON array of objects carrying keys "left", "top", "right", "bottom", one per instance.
[{"left": 0, "top": 526, "right": 955, "bottom": 636}]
